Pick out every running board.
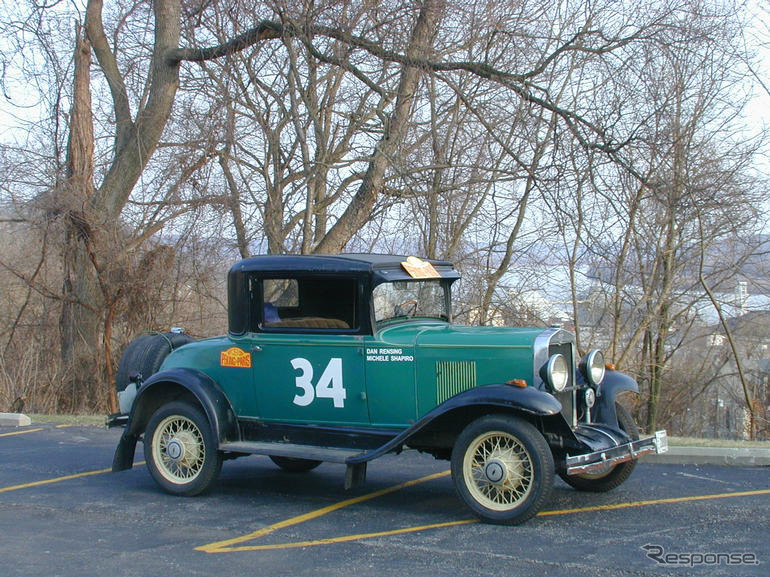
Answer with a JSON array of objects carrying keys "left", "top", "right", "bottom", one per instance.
[
  {"left": 220, "top": 441, "right": 365, "bottom": 464},
  {"left": 220, "top": 441, "right": 369, "bottom": 489}
]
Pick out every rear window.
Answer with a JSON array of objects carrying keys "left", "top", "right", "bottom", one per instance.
[{"left": 259, "top": 277, "right": 358, "bottom": 331}]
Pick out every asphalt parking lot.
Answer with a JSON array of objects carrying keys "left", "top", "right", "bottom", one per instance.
[{"left": 1, "top": 424, "right": 768, "bottom": 577}]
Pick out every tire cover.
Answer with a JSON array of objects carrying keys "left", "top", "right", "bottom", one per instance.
[{"left": 114, "top": 332, "right": 194, "bottom": 392}]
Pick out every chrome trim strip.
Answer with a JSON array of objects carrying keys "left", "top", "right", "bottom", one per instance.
[
  {"left": 532, "top": 328, "right": 575, "bottom": 388},
  {"left": 534, "top": 328, "right": 577, "bottom": 427}
]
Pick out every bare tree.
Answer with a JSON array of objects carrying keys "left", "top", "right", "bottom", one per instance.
[
  {"left": 558, "top": 4, "right": 767, "bottom": 432},
  {"left": 1, "top": 0, "right": 767, "bottom": 421}
]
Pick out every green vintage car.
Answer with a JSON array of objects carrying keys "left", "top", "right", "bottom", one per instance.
[{"left": 108, "top": 254, "right": 667, "bottom": 524}]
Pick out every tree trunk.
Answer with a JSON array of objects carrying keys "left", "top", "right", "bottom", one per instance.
[
  {"left": 59, "top": 24, "right": 103, "bottom": 410},
  {"left": 314, "top": 0, "right": 443, "bottom": 253}
]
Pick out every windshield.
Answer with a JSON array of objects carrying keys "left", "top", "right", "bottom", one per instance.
[{"left": 373, "top": 280, "right": 449, "bottom": 324}]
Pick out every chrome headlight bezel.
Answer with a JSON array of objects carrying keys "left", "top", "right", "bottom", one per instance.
[
  {"left": 542, "top": 353, "right": 569, "bottom": 392},
  {"left": 584, "top": 387, "right": 596, "bottom": 409},
  {"left": 580, "top": 349, "right": 605, "bottom": 387}
]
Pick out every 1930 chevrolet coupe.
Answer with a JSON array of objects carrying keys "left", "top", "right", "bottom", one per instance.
[{"left": 108, "top": 254, "right": 667, "bottom": 524}]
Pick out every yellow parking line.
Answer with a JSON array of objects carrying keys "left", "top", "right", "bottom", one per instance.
[
  {"left": 0, "top": 462, "right": 145, "bottom": 494},
  {"left": 198, "top": 474, "right": 770, "bottom": 554},
  {"left": 197, "top": 470, "right": 452, "bottom": 553},
  {"left": 0, "top": 428, "right": 44, "bottom": 437},
  {"left": 539, "top": 488, "right": 770, "bottom": 517},
  {"left": 0, "top": 468, "right": 112, "bottom": 493},
  {"left": 207, "top": 519, "right": 478, "bottom": 552}
]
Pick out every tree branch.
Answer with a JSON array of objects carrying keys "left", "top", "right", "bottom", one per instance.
[
  {"left": 166, "top": 20, "right": 282, "bottom": 63},
  {"left": 85, "top": 0, "right": 133, "bottom": 153}
]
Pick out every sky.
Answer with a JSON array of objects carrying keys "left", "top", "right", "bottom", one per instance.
[
  {"left": 1, "top": 1, "right": 769, "bottom": 214},
  {"left": 744, "top": 1, "right": 770, "bottom": 155},
  {"left": 1, "top": 2, "right": 769, "bottom": 145}
]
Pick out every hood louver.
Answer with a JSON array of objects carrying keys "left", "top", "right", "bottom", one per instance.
[{"left": 436, "top": 360, "right": 477, "bottom": 403}]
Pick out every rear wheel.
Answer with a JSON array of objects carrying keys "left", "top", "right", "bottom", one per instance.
[
  {"left": 451, "top": 415, "right": 554, "bottom": 525},
  {"left": 269, "top": 456, "right": 322, "bottom": 473},
  {"left": 144, "top": 401, "right": 222, "bottom": 496},
  {"left": 559, "top": 403, "right": 639, "bottom": 492}
]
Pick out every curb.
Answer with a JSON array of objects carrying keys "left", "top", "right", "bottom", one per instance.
[
  {"left": 0, "top": 412, "right": 32, "bottom": 427},
  {"left": 643, "top": 446, "right": 770, "bottom": 467}
]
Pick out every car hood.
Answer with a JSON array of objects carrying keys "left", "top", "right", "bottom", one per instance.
[{"left": 376, "top": 321, "right": 548, "bottom": 349}]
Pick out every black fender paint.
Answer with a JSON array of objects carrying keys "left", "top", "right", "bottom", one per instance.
[
  {"left": 112, "top": 368, "right": 239, "bottom": 472},
  {"left": 593, "top": 369, "right": 639, "bottom": 430},
  {"left": 347, "top": 384, "right": 562, "bottom": 464}
]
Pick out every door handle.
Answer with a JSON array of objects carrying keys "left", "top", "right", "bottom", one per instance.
[{"left": 251, "top": 345, "right": 262, "bottom": 352}]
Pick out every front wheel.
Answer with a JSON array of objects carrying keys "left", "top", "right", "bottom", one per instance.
[
  {"left": 144, "top": 401, "right": 222, "bottom": 496},
  {"left": 451, "top": 415, "right": 554, "bottom": 525},
  {"left": 559, "top": 402, "right": 639, "bottom": 492}
]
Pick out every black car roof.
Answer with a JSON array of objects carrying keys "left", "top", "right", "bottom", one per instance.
[{"left": 229, "top": 253, "right": 460, "bottom": 282}]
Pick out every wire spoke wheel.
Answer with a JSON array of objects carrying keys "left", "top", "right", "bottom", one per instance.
[
  {"left": 464, "top": 432, "right": 533, "bottom": 511},
  {"left": 452, "top": 415, "right": 553, "bottom": 525},
  {"left": 153, "top": 415, "right": 206, "bottom": 483},
  {"left": 144, "top": 401, "right": 222, "bottom": 496}
]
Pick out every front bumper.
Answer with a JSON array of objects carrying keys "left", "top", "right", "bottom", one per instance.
[{"left": 565, "top": 430, "right": 668, "bottom": 475}]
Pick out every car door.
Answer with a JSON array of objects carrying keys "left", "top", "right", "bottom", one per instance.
[
  {"left": 249, "top": 274, "right": 369, "bottom": 426},
  {"left": 251, "top": 333, "right": 369, "bottom": 426}
]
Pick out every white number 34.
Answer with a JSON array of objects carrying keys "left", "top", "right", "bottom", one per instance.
[{"left": 291, "top": 357, "right": 346, "bottom": 408}]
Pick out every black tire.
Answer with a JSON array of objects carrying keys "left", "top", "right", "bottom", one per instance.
[
  {"left": 269, "top": 455, "right": 323, "bottom": 473},
  {"left": 559, "top": 403, "right": 639, "bottom": 492},
  {"left": 451, "top": 415, "right": 554, "bottom": 525},
  {"left": 143, "top": 401, "right": 222, "bottom": 496},
  {"left": 115, "top": 332, "right": 194, "bottom": 392}
]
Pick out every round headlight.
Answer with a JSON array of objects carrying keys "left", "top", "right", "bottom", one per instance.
[
  {"left": 584, "top": 387, "right": 596, "bottom": 408},
  {"left": 580, "top": 350, "right": 605, "bottom": 387},
  {"left": 545, "top": 353, "right": 569, "bottom": 392}
]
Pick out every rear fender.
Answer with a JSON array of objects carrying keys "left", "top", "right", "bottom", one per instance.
[{"left": 112, "top": 368, "right": 239, "bottom": 471}]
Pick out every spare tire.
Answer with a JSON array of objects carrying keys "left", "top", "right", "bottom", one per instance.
[{"left": 115, "top": 332, "right": 194, "bottom": 392}]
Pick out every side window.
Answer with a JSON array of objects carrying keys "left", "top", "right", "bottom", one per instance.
[{"left": 261, "top": 277, "right": 358, "bottom": 332}]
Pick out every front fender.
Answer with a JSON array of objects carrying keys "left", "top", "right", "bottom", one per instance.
[
  {"left": 112, "top": 368, "right": 239, "bottom": 471},
  {"left": 593, "top": 369, "right": 639, "bottom": 429},
  {"left": 437, "top": 384, "right": 563, "bottom": 416},
  {"left": 348, "top": 384, "right": 562, "bottom": 464}
]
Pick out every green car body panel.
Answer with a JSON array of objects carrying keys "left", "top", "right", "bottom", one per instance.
[{"left": 156, "top": 323, "right": 545, "bottom": 429}]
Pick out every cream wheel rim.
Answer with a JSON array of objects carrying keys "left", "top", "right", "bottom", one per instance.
[
  {"left": 463, "top": 431, "right": 534, "bottom": 511},
  {"left": 152, "top": 415, "right": 205, "bottom": 484}
]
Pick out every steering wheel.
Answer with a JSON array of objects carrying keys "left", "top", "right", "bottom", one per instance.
[{"left": 395, "top": 299, "right": 418, "bottom": 317}]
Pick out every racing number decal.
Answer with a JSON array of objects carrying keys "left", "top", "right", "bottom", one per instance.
[
  {"left": 291, "top": 358, "right": 315, "bottom": 406},
  {"left": 291, "top": 357, "right": 346, "bottom": 408}
]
